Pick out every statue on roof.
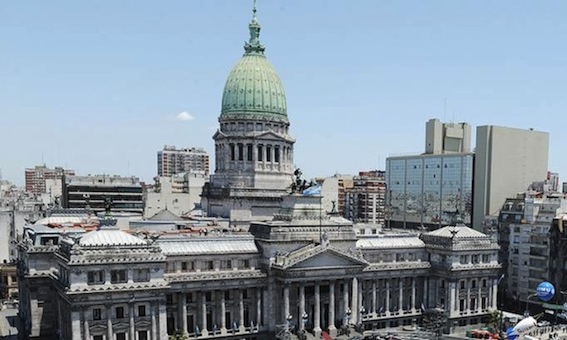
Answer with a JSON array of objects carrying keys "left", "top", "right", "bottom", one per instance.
[{"left": 290, "top": 168, "right": 317, "bottom": 194}]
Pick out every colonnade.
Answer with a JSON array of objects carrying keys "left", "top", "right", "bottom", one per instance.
[
  {"left": 215, "top": 141, "right": 293, "bottom": 172},
  {"left": 172, "top": 288, "right": 263, "bottom": 336}
]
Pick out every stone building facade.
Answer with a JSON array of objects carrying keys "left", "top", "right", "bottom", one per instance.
[{"left": 18, "top": 198, "right": 500, "bottom": 339}]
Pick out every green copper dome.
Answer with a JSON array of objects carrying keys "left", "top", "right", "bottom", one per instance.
[{"left": 220, "top": 6, "right": 287, "bottom": 123}]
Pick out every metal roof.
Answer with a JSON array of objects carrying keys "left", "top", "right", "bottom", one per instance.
[
  {"left": 157, "top": 237, "right": 258, "bottom": 255},
  {"left": 356, "top": 236, "right": 425, "bottom": 249},
  {"left": 79, "top": 229, "right": 148, "bottom": 247}
]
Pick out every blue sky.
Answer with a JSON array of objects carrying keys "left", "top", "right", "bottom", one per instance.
[{"left": 2, "top": 1, "right": 566, "bottom": 185}]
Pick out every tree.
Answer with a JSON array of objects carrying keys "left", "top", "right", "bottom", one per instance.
[
  {"left": 422, "top": 308, "right": 447, "bottom": 339},
  {"left": 169, "top": 330, "right": 188, "bottom": 340}
]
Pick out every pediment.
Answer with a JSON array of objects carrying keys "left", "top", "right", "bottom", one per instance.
[
  {"left": 256, "top": 130, "right": 291, "bottom": 142},
  {"left": 281, "top": 246, "right": 368, "bottom": 271},
  {"left": 212, "top": 130, "right": 227, "bottom": 140},
  {"left": 293, "top": 252, "right": 362, "bottom": 269}
]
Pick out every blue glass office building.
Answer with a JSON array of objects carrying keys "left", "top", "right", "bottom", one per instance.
[{"left": 386, "top": 153, "right": 474, "bottom": 229}]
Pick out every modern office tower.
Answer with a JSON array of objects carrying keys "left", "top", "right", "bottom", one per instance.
[
  {"left": 344, "top": 170, "right": 387, "bottom": 224},
  {"left": 157, "top": 146, "right": 210, "bottom": 177},
  {"left": 25, "top": 165, "right": 75, "bottom": 195},
  {"left": 386, "top": 119, "right": 474, "bottom": 229},
  {"left": 498, "top": 185, "right": 567, "bottom": 309},
  {"left": 61, "top": 175, "right": 144, "bottom": 214},
  {"left": 386, "top": 153, "right": 474, "bottom": 229},
  {"left": 201, "top": 5, "right": 295, "bottom": 226},
  {"left": 473, "top": 126, "right": 549, "bottom": 230},
  {"left": 425, "top": 118, "right": 471, "bottom": 154}
]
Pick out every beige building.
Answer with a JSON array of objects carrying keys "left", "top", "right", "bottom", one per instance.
[
  {"left": 144, "top": 172, "right": 207, "bottom": 219},
  {"left": 157, "top": 146, "right": 210, "bottom": 177},
  {"left": 425, "top": 119, "right": 471, "bottom": 154},
  {"left": 473, "top": 126, "right": 549, "bottom": 230}
]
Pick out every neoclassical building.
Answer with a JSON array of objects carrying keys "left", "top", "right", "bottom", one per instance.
[
  {"left": 201, "top": 5, "right": 295, "bottom": 227},
  {"left": 18, "top": 198, "right": 500, "bottom": 340}
]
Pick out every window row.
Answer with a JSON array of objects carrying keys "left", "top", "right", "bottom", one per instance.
[
  {"left": 87, "top": 269, "right": 150, "bottom": 285},
  {"left": 92, "top": 304, "right": 148, "bottom": 321},
  {"left": 166, "top": 259, "right": 251, "bottom": 273}
]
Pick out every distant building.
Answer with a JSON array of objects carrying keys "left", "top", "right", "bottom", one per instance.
[
  {"left": 158, "top": 146, "right": 210, "bottom": 177},
  {"left": 386, "top": 119, "right": 474, "bottom": 229},
  {"left": 497, "top": 184, "right": 567, "bottom": 309},
  {"left": 473, "top": 126, "right": 549, "bottom": 230},
  {"left": 62, "top": 175, "right": 144, "bottom": 214},
  {"left": 144, "top": 172, "right": 207, "bottom": 218},
  {"left": 0, "top": 264, "right": 18, "bottom": 299},
  {"left": 344, "top": 171, "right": 387, "bottom": 224},
  {"left": 319, "top": 174, "right": 354, "bottom": 215},
  {"left": 24, "top": 165, "right": 75, "bottom": 196},
  {"left": 425, "top": 118, "right": 471, "bottom": 154}
]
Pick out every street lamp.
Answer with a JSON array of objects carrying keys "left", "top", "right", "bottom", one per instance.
[
  {"left": 525, "top": 293, "right": 538, "bottom": 317},
  {"left": 286, "top": 314, "right": 293, "bottom": 334},
  {"left": 301, "top": 312, "right": 308, "bottom": 330}
]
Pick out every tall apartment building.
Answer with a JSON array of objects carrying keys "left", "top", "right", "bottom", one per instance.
[
  {"left": 344, "top": 170, "right": 386, "bottom": 224},
  {"left": 386, "top": 119, "right": 474, "bottom": 229},
  {"left": 473, "top": 126, "right": 549, "bottom": 230},
  {"left": 62, "top": 175, "right": 144, "bottom": 214},
  {"left": 157, "top": 146, "right": 210, "bottom": 177},
  {"left": 25, "top": 165, "right": 75, "bottom": 195},
  {"left": 498, "top": 185, "right": 567, "bottom": 308}
]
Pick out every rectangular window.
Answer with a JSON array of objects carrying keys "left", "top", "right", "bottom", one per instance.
[
  {"left": 257, "top": 145, "right": 263, "bottom": 161},
  {"left": 94, "top": 336, "right": 103, "bottom": 340},
  {"left": 93, "top": 308, "right": 102, "bottom": 320},
  {"left": 247, "top": 144, "right": 253, "bottom": 161},
  {"left": 266, "top": 146, "right": 272, "bottom": 162},
  {"left": 181, "top": 262, "right": 187, "bottom": 271},
  {"left": 111, "top": 269, "right": 127, "bottom": 283},
  {"left": 116, "top": 333, "right": 126, "bottom": 340},
  {"left": 230, "top": 144, "right": 235, "bottom": 161},
  {"left": 244, "top": 259, "right": 250, "bottom": 268},
  {"left": 208, "top": 261, "right": 214, "bottom": 270},
  {"left": 138, "top": 305, "right": 146, "bottom": 317},
  {"left": 87, "top": 271, "right": 104, "bottom": 285},
  {"left": 116, "top": 306, "right": 124, "bottom": 319},
  {"left": 134, "top": 269, "right": 150, "bottom": 282},
  {"left": 186, "top": 293, "right": 194, "bottom": 303},
  {"left": 226, "top": 260, "right": 232, "bottom": 269},
  {"left": 138, "top": 331, "right": 148, "bottom": 340},
  {"left": 238, "top": 144, "right": 244, "bottom": 161},
  {"left": 274, "top": 147, "right": 280, "bottom": 163}
]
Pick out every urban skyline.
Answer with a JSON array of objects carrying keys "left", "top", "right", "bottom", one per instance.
[{"left": 3, "top": 1, "right": 567, "bottom": 185}]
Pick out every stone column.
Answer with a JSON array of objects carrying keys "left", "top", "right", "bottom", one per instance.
[
  {"left": 159, "top": 303, "right": 168, "bottom": 339},
  {"left": 220, "top": 291, "right": 227, "bottom": 334},
  {"left": 178, "top": 293, "right": 187, "bottom": 333},
  {"left": 106, "top": 305, "right": 113, "bottom": 340},
  {"left": 385, "top": 280, "right": 391, "bottom": 315},
  {"left": 239, "top": 289, "right": 245, "bottom": 332},
  {"left": 423, "top": 277, "right": 428, "bottom": 309},
  {"left": 343, "top": 279, "right": 350, "bottom": 325},
  {"left": 71, "top": 309, "right": 81, "bottom": 340},
  {"left": 492, "top": 278, "right": 498, "bottom": 309},
  {"left": 201, "top": 293, "right": 209, "bottom": 336},
  {"left": 351, "top": 277, "right": 358, "bottom": 324},
  {"left": 256, "top": 288, "right": 262, "bottom": 329},
  {"left": 398, "top": 279, "right": 403, "bottom": 313},
  {"left": 151, "top": 303, "right": 157, "bottom": 340},
  {"left": 450, "top": 282, "right": 457, "bottom": 315},
  {"left": 466, "top": 280, "right": 471, "bottom": 313},
  {"left": 299, "top": 283, "right": 306, "bottom": 331},
  {"left": 129, "top": 303, "right": 135, "bottom": 339},
  {"left": 284, "top": 284, "right": 290, "bottom": 321},
  {"left": 83, "top": 308, "right": 90, "bottom": 340},
  {"left": 372, "top": 280, "right": 377, "bottom": 317},
  {"left": 329, "top": 281, "right": 336, "bottom": 336},
  {"left": 357, "top": 279, "right": 363, "bottom": 322},
  {"left": 314, "top": 283, "right": 322, "bottom": 337},
  {"left": 411, "top": 278, "right": 416, "bottom": 312}
]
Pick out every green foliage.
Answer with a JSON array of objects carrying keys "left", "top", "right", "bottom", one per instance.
[{"left": 169, "top": 330, "right": 188, "bottom": 340}]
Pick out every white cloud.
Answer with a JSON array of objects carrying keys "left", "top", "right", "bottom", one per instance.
[{"left": 175, "top": 111, "right": 195, "bottom": 121}]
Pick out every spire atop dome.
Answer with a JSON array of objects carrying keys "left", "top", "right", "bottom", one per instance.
[{"left": 244, "top": 0, "right": 265, "bottom": 55}]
